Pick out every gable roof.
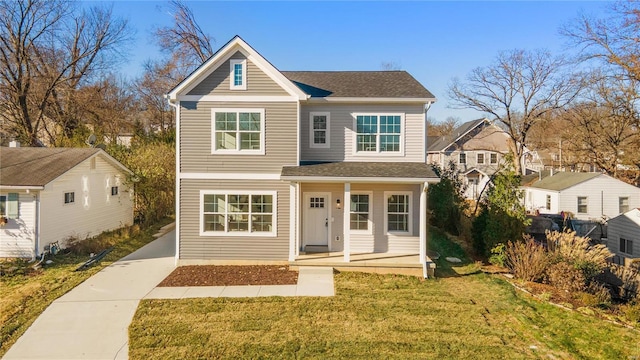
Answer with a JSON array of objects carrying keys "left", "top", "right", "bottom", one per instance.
[
  {"left": 427, "top": 118, "right": 488, "bottom": 152},
  {"left": 527, "top": 172, "right": 601, "bottom": 191},
  {"left": 0, "top": 147, "right": 130, "bottom": 188},
  {"left": 281, "top": 71, "right": 435, "bottom": 100},
  {"left": 609, "top": 208, "right": 640, "bottom": 228},
  {"left": 167, "top": 35, "right": 308, "bottom": 100}
]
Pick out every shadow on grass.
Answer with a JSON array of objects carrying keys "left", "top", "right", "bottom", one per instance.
[{"left": 428, "top": 226, "right": 480, "bottom": 278}]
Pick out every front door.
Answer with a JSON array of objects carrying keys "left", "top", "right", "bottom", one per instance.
[{"left": 304, "top": 193, "right": 329, "bottom": 246}]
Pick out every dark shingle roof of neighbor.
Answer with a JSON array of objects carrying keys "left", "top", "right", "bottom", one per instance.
[
  {"left": 427, "top": 118, "right": 488, "bottom": 152},
  {"left": 0, "top": 147, "right": 101, "bottom": 187},
  {"left": 281, "top": 162, "right": 438, "bottom": 179},
  {"left": 528, "top": 172, "right": 602, "bottom": 191},
  {"left": 281, "top": 71, "right": 435, "bottom": 99}
]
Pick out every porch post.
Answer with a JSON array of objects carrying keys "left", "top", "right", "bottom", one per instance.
[
  {"left": 295, "top": 182, "right": 301, "bottom": 257},
  {"left": 343, "top": 182, "right": 351, "bottom": 262},
  {"left": 419, "top": 182, "right": 428, "bottom": 264},
  {"left": 288, "top": 182, "right": 297, "bottom": 261}
]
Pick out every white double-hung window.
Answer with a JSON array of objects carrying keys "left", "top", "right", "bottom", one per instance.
[
  {"left": 385, "top": 192, "right": 412, "bottom": 235},
  {"left": 354, "top": 113, "right": 403, "bottom": 154},
  {"left": 200, "top": 191, "right": 276, "bottom": 236},
  {"left": 212, "top": 108, "right": 265, "bottom": 154},
  {"left": 310, "top": 112, "right": 330, "bottom": 148}
]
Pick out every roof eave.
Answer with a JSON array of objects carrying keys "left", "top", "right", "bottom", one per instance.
[
  {"left": 0, "top": 185, "right": 45, "bottom": 190},
  {"left": 304, "top": 97, "right": 436, "bottom": 104},
  {"left": 280, "top": 175, "right": 440, "bottom": 183}
]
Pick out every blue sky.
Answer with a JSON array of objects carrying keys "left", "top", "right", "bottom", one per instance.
[{"left": 100, "top": 1, "right": 609, "bottom": 123}]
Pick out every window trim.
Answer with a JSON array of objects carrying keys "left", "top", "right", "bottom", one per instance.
[
  {"left": 349, "top": 191, "right": 373, "bottom": 234},
  {"left": 459, "top": 152, "right": 466, "bottom": 165},
  {"left": 0, "top": 193, "right": 19, "bottom": 219},
  {"left": 490, "top": 153, "right": 498, "bottom": 164},
  {"left": 229, "top": 59, "right": 247, "bottom": 90},
  {"left": 620, "top": 238, "right": 633, "bottom": 256},
  {"left": 211, "top": 108, "right": 266, "bottom": 155},
  {"left": 577, "top": 196, "right": 588, "bottom": 214},
  {"left": 384, "top": 191, "right": 413, "bottom": 235},
  {"left": 619, "top": 197, "right": 629, "bottom": 214},
  {"left": 309, "top": 112, "right": 330, "bottom": 149},
  {"left": 352, "top": 113, "right": 405, "bottom": 156},
  {"left": 199, "top": 190, "right": 277, "bottom": 237},
  {"left": 64, "top": 191, "right": 75, "bottom": 205},
  {"left": 545, "top": 195, "right": 551, "bottom": 211},
  {"left": 477, "top": 152, "right": 485, "bottom": 165},
  {"left": 111, "top": 186, "right": 119, "bottom": 196}
]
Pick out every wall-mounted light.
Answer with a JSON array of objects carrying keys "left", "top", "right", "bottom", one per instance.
[{"left": 336, "top": 198, "right": 341, "bottom": 209}]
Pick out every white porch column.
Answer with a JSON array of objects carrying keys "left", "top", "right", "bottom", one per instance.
[
  {"left": 343, "top": 182, "right": 351, "bottom": 262},
  {"left": 295, "top": 182, "right": 301, "bottom": 257},
  {"left": 288, "top": 182, "right": 297, "bottom": 261},
  {"left": 419, "top": 182, "right": 428, "bottom": 264}
]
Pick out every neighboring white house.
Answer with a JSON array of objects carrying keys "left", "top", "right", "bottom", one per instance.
[
  {"left": 0, "top": 145, "right": 134, "bottom": 258},
  {"left": 607, "top": 208, "right": 640, "bottom": 267},
  {"left": 522, "top": 172, "right": 640, "bottom": 221}
]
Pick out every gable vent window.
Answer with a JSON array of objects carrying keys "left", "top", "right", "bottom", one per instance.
[{"left": 229, "top": 59, "right": 247, "bottom": 90}]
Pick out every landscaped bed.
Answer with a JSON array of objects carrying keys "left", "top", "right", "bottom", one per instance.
[{"left": 157, "top": 265, "right": 298, "bottom": 287}]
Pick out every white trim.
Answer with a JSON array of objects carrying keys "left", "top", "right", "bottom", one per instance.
[
  {"left": 384, "top": 191, "right": 413, "bottom": 236},
  {"left": 348, "top": 191, "right": 373, "bottom": 235},
  {"left": 343, "top": 183, "right": 351, "bottom": 262},
  {"left": 199, "top": 190, "right": 277, "bottom": 237},
  {"left": 63, "top": 191, "right": 76, "bottom": 205},
  {"left": 0, "top": 185, "right": 44, "bottom": 190},
  {"left": 352, "top": 112, "right": 405, "bottom": 157},
  {"left": 306, "top": 97, "right": 436, "bottom": 104},
  {"left": 295, "top": 183, "right": 301, "bottom": 256},
  {"left": 476, "top": 152, "right": 485, "bottom": 165},
  {"left": 441, "top": 118, "right": 489, "bottom": 152},
  {"left": 171, "top": 99, "right": 181, "bottom": 263},
  {"left": 289, "top": 183, "right": 297, "bottom": 261},
  {"left": 280, "top": 176, "right": 439, "bottom": 184},
  {"left": 309, "top": 112, "right": 330, "bottom": 149},
  {"left": 419, "top": 183, "right": 427, "bottom": 264},
  {"left": 458, "top": 152, "right": 466, "bottom": 165},
  {"left": 211, "top": 108, "right": 266, "bottom": 155},
  {"left": 229, "top": 59, "right": 247, "bottom": 90},
  {"left": 181, "top": 172, "right": 281, "bottom": 180},
  {"left": 177, "top": 95, "right": 297, "bottom": 102}
]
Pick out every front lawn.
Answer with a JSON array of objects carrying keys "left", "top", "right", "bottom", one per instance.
[{"left": 129, "top": 271, "right": 640, "bottom": 359}]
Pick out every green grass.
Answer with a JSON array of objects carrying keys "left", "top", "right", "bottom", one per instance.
[
  {"left": 129, "top": 272, "right": 640, "bottom": 359},
  {"left": 0, "top": 218, "right": 173, "bottom": 357},
  {"left": 428, "top": 227, "right": 480, "bottom": 277}
]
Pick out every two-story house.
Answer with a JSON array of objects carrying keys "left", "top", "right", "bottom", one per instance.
[
  {"left": 166, "top": 36, "right": 439, "bottom": 272},
  {"left": 427, "top": 118, "right": 543, "bottom": 200}
]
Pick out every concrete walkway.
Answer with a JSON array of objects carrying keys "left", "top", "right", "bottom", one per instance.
[{"left": 3, "top": 229, "right": 335, "bottom": 360}]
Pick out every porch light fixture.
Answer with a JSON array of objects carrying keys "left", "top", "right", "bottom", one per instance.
[{"left": 336, "top": 198, "right": 341, "bottom": 209}]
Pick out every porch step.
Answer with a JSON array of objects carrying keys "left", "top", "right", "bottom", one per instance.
[{"left": 304, "top": 245, "right": 329, "bottom": 253}]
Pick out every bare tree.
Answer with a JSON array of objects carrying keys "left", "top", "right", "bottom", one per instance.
[
  {"left": 0, "top": 0, "right": 131, "bottom": 146},
  {"left": 428, "top": 116, "right": 460, "bottom": 137},
  {"left": 448, "top": 49, "right": 583, "bottom": 174}
]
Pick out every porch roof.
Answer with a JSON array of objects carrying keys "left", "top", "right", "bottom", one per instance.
[{"left": 281, "top": 162, "right": 439, "bottom": 183}]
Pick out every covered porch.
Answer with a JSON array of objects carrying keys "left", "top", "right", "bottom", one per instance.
[{"left": 281, "top": 162, "right": 439, "bottom": 277}]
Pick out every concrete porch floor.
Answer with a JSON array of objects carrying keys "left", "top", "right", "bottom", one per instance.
[{"left": 290, "top": 252, "right": 435, "bottom": 277}]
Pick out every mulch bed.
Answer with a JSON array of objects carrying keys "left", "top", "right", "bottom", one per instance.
[{"left": 157, "top": 265, "right": 298, "bottom": 287}]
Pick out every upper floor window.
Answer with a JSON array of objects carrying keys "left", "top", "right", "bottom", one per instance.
[
  {"left": 490, "top": 153, "right": 498, "bottom": 164},
  {"left": 459, "top": 152, "right": 466, "bottom": 164},
  {"left": 619, "top": 197, "right": 629, "bottom": 214},
  {"left": 577, "top": 196, "right": 588, "bottom": 214},
  {"left": 64, "top": 192, "right": 75, "bottom": 204},
  {"left": 111, "top": 186, "right": 119, "bottom": 196},
  {"left": 354, "top": 114, "right": 403, "bottom": 154},
  {"left": 477, "top": 153, "right": 484, "bottom": 165},
  {"left": 212, "top": 108, "right": 265, "bottom": 154},
  {"left": 229, "top": 59, "right": 247, "bottom": 90},
  {"left": 310, "top": 112, "right": 330, "bottom": 149}
]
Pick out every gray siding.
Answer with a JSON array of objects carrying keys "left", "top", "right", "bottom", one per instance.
[
  {"left": 180, "top": 179, "right": 290, "bottom": 260},
  {"left": 299, "top": 104, "right": 425, "bottom": 162},
  {"left": 187, "top": 51, "right": 289, "bottom": 96},
  {"left": 180, "top": 101, "right": 298, "bottom": 173},
  {"left": 607, "top": 212, "right": 640, "bottom": 260}
]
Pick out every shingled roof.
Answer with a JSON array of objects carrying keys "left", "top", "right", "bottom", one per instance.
[
  {"left": 528, "top": 172, "right": 602, "bottom": 191},
  {"left": 0, "top": 147, "right": 126, "bottom": 187},
  {"left": 281, "top": 162, "right": 438, "bottom": 181},
  {"left": 427, "top": 118, "right": 488, "bottom": 152},
  {"left": 281, "top": 71, "right": 435, "bottom": 99}
]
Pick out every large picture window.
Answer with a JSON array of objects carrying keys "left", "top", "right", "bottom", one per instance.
[
  {"left": 354, "top": 114, "right": 403, "bottom": 154},
  {"left": 201, "top": 191, "right": 276, "bottom": 236},
  {"left": 385, "top": 192, "right": 412, "bottom": 234},
  {"left": 350, "top": 193, "right": 371, "bottom": 232},
  {"left": 212, "top": 108, "right": 265, "bottom": 154}
]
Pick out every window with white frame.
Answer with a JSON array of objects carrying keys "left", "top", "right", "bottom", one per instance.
[
  {"left": 229, "top": 59, "right": 246, "bottom": 90},
  {"left": 577, "top": 196, "right": 588, "bottom": 214},
  {"left": 619, "top": 197, "right": 629, "bottom": 214},
  {"left": 201, "top": 191, "right": 276, "bottom": 236},
  {"left": 490, "top": 153, "right": 498, "bottom": 164},
  {"left": 310, "top": 112, "right": 330, "bottom": 148},
  {"left": 477, "top": 153, "right": 485, "bottom": 165},
  {"left": 459, "top": 152, "right": 466, "bottom": 164},
  {"left": 354, "top": 114, "right": 402, "bottom": 154},
  {"left": 212, "top": 108, "right": 265, "bottom": 154},
  {"left": 350, "top": 193, "right": 371, "bottom": 232},
  {"left": 0, "top": 193, "right": 19, "bottom": 219},
  {"left": 545, "top": 195, "right": 551, "bottom": 210},
  {"left": 64, "top": 192, "right": 75, "bottom": 204},
  {"left": 620, "top": 238, "right": 633, "bottom": 256},
  {"left": 385, "top": 192, "right": 411, "bottom": 234}
]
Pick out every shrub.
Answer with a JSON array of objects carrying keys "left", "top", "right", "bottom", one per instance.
[
  {"left": 546, "top": 230, "right": 611, "bottom": 283},
  {"left": 428, "top": 161, "right": 467, "bottom": 235},
  {"left": 546, "top": 262, "right": 586, "bottom": 293},
  {"left": 585, "top": 282, "right": 612, "bottom": 306},
  {"left": 489, "top": 243, "right": 506, "bottom": 267},
  {"left": 505, "top": 236, "right": 548, "bottom": 282},
  {"left": 621, "top": 303, "right": 640, "bottom": 323}
]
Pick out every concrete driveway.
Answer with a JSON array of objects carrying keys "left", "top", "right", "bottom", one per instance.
[{"left": 3, "top": 230, "right": 176, "bottom": 360}]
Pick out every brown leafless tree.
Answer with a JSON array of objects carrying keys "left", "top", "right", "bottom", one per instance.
[{"left": 448, "top": 49, "right": 584, "bottom": 174}]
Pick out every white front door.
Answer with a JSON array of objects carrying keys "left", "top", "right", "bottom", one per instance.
[{"left": 304, "top": 193, "right": 329, "bottom": 246}]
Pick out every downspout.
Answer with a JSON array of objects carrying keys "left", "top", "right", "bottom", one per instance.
[{"left": 166, "top": 95, "right": 180, "bottom": 266}]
